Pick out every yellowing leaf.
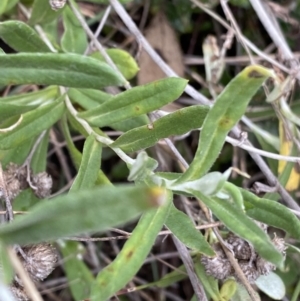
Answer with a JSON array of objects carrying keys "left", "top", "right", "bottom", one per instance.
[{"left": 278, "top": 120, "right": 300, "bottom": 191}]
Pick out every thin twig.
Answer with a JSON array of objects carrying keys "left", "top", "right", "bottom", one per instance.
[
  {"left": 0, "top": 211, "right": 27, "bottom": 215},
  {"left": 172, "top": 236, "right": 208, "bottom": 301},
  {"left": 249, "top": 0, "right": 294, "bottom": 61},
  {"left": 184, "top": 52, "right": 300, "bottom": 66},
  {"left": 213, "top": 228, "right": 260, "bottom": 301},
  {"left": 220, "top": 0, "right": 255, "bottom": 65},
  {"left": 7, "top": 247, "right": 43, "bottom": 301},
  {"left": 66, "top": 222, "right": 222, "bottom": 242},
  {"left": 0, "top": 163, "right": 14, "bottom": 221},
  {"left": 68, "top": 0, "right": 131, "bottom": 89},
  {"left": 84, "top": 5, "right": 112, "bottom": 55},
  {"left": 189, "top": 0, "right": 290, "bottom": 74},
  {"left": 225, "top": 135, "right": 300, "bottom": 162}
]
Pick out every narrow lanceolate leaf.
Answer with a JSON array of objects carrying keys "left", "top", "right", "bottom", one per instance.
[
  {"left": 91, "top": 48, "right": 139, "bottom": 80},
  {"left": 177, "top": 65, "right": 274, "bottom": 183},
  {"left": 0, "top": 86, "right": 59, "bottom": 106},
  {"left": 91, "top": 191, "right": 172, "bottom": 301},
  {"left": 0, "top": 103, "right": 37, "bottom": 120},
  {"left": 0, "top": 53, "right": 123, "bottom": 89},
  {"left": 190, "top": 190, "right": 283, "bottom": 267},
  {"left": 111, "top": 105, "right": 210, "bottom": 152},
  {"left": 0, "top": 98, "right": 65, "bottom": 150},
  {"left": 68, "top": 88, "right": 113, "bottom": 108},
  {"left": 60, "top": 241, "right": 94, "bottom": 301},
  {"left": 241, "top": 188, "right": 300, "bottom": 239},
  {"left": 0, "top": 185, "right": 165, "bottom": 245},
  {"left": 70, "top": 135, "right": 102, "bottom": 191},
  {"left": 68, "top": 88, "right": 149, "bottom": 132},
  {"left": 0, "top": 21, "right": 50, "bottom": 52},
  {"left": 61, "top": 116, "right": 112, "bottom": 185},
  {"left": 30, "top": 130, "right": 50, "bottom": 173},
  {"left": 79, "top": 78, "right": 188, "bottom": 127},
  {"left": 61, "top": 5, "right": 88, "bottom": 54},
  {"left": 165, "top": 203, "right": 215, "bottom": 256},
  {"left": 0, "top": 138, "right": 34, "bottom": 168}
]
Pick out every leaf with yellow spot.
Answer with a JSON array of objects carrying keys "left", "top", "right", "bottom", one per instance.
[
  {"left": 91, "top": 190, "right": 172, "bottom": 301},
  {"left": 176, "top": 65, "right": 275, "bottom": 183}
]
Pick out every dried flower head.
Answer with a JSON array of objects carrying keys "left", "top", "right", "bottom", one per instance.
[
  {"left": 272, "top": 236, "right": 286, "bottom": 254},
  {"left": 2, "top": 163, "right": 53, "bottom": 201},
  {"left": 49, "top": 0, "right": 66, "bottom": 10},
  {"left": 225, "top": 234, "right": 254, "bottom": 260},
  {"left": 257, "top": 235, "right": 286, "bottom": 275},
  {"left": 9, "top": 284, "right": 29, "bottom": 301},
  {"left": 238, "top": 260, "right": 260, "bottom": 283},
  {"left": 5, "top": 163, "right": 28, "bottom": 190},
  {"left": 201, "top": 222, "right": 286, "bottom": 283},
  {"left": 16, "top": 243, "right": 58, "bottom": 285},
  {"left": 201, "top": 243, "right": 233, "bottom": 280},
  {"left": 256, "top": 256, "right": 275, "bottom": 275},
  {"left": 32, "top": 172, "right": 53, "bottom": 198}
]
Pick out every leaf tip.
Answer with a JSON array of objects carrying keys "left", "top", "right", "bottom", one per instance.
[{"left": 244, "top": 65, "right": 275, "bottom": 79}]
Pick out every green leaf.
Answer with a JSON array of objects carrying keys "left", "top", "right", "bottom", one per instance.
[
  {"left": 30, "top": 131, "right": 50, "bottom": 173},
  {"left": 177, "top": 65, "right": 274, "bottom": 183},
  {"left": 91, "top": 49, "right": 139, "bottom": 80},
  {"left": 190, "top": 190, "right": 283, "bottom": 267},
  {"left": 0, "top": 103, "right": 38, "bottom": 120},
  {"left": 70, "top": 135, "right": 102, "bottom": 191},
  {"left": 91, "top": 191, "right": 172, "bottom": 301},
  {"left": 241, "top": 188, "right": 300, "bottom": 239},
  {"left": 0, "top": 185, "right": 165, "bottom": 245},
  {"left": 61, "top": 115, "right": 83, "bottom": 170},
  {"left": 60, "top": 241, "right": 94, "bottom": 300},
  {"left": 112, "top": 105, "right": 209, "bottom": 152},
  {"left": 172, "top": 170, "right": 230, "bottom": 197},
  {"left": 1, "top": 0, "right": 18, "bottom": 13},
  {"left": 128, "top": 151, "right": 158, "bottom": 182},
  {"left": 0, "top": 21, "right": 50, "bottom": 52},
  {"left": 255, "top": 272, "right": 285, "bottom": 300},
  {"left": 0, "top": 86, "right": 59, "bottom": 106},
  {"left": 0, "top": 138, "right": 35, "bottom": 168},
  {"left": 0, "top": 243, "right": 14, "bottom": 285},
  {"left": 222, "top": 181, "right": 245, "bottom": 211},
  {"left": 29, "top": 0, "right": 64, "bottom": 25},
  {"left": 220, "top": 279, "right": 237, "bottom": 301},
  {"left": 79, "top": 78, "right": 188, "bottom": 127},
  {"left": 61, "top": 5, "right": 88, "bottom": 54},
  {"left": 0, "top": 98, "right": 65, "bottom": 150},
  {"left": 68, "top": 88, "right": 149, "bottom": 132},
  {"left": 232, "top": 283, "right": 259, "bottom": 301},
  {"left": 68, "top": 88, "right": 113, "bottom": 108},
  {"left": 0, "top": 53, "right": 123, "bottom": 89},
  {"left": 0, "top": 0, "right": 8, "bottom": 15},
  {"left": 165, "top": 203, "right": 215, "bottom": 256}
]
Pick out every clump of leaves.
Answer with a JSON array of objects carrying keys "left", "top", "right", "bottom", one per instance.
[{"left": 0, "top": 1, "right": 299, "bottom": 301}]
